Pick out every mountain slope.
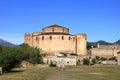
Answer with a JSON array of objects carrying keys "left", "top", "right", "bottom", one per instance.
[
  {"left": 115, "top": 39, "right": 120, "bottom": 44},
  {"left": 0, "top": 39, "right": 17, "bottom": 47},
  {"left": 95, "top": 40, "right": 113, "bottom": 45}
]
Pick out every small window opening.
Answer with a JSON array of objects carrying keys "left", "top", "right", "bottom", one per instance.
[
  {"left": 42, "top": 36, "right": 44, "bottom": 40},
  {"left": 62, "top": 36, "right": 64, "bottom": 40},
  {"left": 50, "top": 36, "right": 52, "bottom": 40}
]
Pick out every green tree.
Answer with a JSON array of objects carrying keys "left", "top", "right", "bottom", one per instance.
[
  {"left": 0, "top": 43, "right": 42, "bottom": 73},
  {"left": 0, "top": 47, "right": 22, "bottom": 72}
]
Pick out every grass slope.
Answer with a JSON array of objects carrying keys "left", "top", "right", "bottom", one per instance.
[{"left": 0, "top": 65, "right": 120, "bottom": 80}]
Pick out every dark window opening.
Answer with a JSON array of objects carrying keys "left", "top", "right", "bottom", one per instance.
[
  {"left": 42, "top": 36, "right": 44, "bottom": 40},
  {"left": 62, "top": 36, "right": 64, "bottom": 40},
  {"left": 52, "top": 28, "right": 54, "bottom": 32},
  {"left": 69, "top": 37, "right": 71, "bottom": 40},
  {"left": 36, "top": 37, "right": 39, "bottom": 41},
  {"left": 50, "top": 36, "right": 52, "bottom": 40}
]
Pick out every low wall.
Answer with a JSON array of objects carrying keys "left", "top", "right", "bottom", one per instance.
[{"left": 43, "top": 56, "right": 77, "bottom": 65}]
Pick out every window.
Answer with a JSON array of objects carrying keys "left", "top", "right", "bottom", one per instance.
[
  {"left": 62, "top": 36, "right": 64, "bottom": 40},
  {"left": 52, "top": 28, "right": 54, "bottom": 32},
  {"left": 42, "top": 36, "right": 44, "bottom": 40},
  {"left": 50, "top": 36, "right": 52, "bottom": 40},
  {"left": 36, "top": 37, "right": 39, "bottom": 41},
  {"left": 69, "top": 36, "right": 71, "bottom": 40}
]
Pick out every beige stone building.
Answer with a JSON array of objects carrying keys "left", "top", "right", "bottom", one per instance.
[{"left": 24, "top": 24, "right": 87, "bottom": 55}]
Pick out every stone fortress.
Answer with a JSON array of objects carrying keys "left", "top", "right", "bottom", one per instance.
[{"left": 24, "top": 24, "right": 87, "bottom": 55}]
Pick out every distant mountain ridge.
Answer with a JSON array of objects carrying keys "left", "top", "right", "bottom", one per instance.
[
  {"left": 95, "top": 40, "right": 113, "bottom": 45},
  {"left": 88, "top": 39, "right": 120, "bottom": 45},
  {"left": 0, "top": 39, "right": 18, "bottom": 47},
  {"left": 115, "top": 40, "right": 120, "bottom": 44}
]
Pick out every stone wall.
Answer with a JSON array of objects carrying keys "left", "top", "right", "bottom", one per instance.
[
  {"left": 91, "top": 45, "right": 120, "bottom": 56},
  {"left": 43, "top": 56, "right": 77, "bottom": 65},
  {"left": 32, "top": 35, "right": 76, "bottom": 54}
]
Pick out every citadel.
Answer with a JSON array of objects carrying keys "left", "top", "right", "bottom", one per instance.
[
  {"left": 24, "top": 24, "right": 87, "bottom": 55},
  {"left": 24, "top": 24, "right": 120, "bottom": 65}
]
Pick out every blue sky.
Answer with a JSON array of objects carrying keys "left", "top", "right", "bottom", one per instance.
[{"left": 0, "top": 0, "right": 120, "bottom": 44}]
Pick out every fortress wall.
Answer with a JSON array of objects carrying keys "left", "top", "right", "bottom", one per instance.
[
  {"left": 76, "top": 34, "right": 87, "bottom": 55},
  {"left": 91, "top": 48, "right": 120, "bottom": 56},
  {"left": 33, "top": 35, "right": 76, "bottom": 54}
]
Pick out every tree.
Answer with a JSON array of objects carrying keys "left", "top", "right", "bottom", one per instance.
[
  {"left": 0, "top": 46, "right": 2, "bottom": 53},
  {"left": 0, "top": 47, "right": 22, "bottom": 72},
  {"left": 0, "top": 44, "right": 42, "bottom": 73}
]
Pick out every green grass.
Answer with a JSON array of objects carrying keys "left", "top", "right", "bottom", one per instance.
[{"left": 1, "top": 65, "right": 120, "bottom": 80}]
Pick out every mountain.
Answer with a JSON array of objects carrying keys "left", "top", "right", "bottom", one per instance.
[
  {"left": 95, "top": 40, "right": 113, "bottom": 45},
  {"left": 115, "top": 39, "right": 120, "bottom": 44},
  {"left": 0, "top": 39, "right": 18, "bottom": 47},
  {"left": 87, "top": 39, "right": 120, "bottom": 46}
]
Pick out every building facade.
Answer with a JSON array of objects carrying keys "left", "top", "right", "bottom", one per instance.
[{"left": 24, "top": 24, "right": 87, "bottom": 55}]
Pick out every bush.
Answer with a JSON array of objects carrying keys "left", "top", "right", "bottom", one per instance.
[
  {"left": 83, "top": 58, "right": 90, "bottom": 65},
  {"left": 49, "top": 61, "right": 56, "bottom": 67},
  {"left": 0, "top": 44, "right": 42, "bottom": 73},
  {"left": 109, "top": 57, "right": 117, "bottom": 61},
  {"left": 92, "top": 58, "right": 96, "bottom": 64}
]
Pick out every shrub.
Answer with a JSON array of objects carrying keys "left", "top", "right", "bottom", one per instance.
[
  {"left": 92, "top": 58, "right": 96, "bottom": 64},
  {"left": 49, "top": 61, "right": 56, "bottom": 67},
  {"left": 109, "top": 57, "right": 117, "bottom": 61},
  {"left": 83, "top": 58, "right": 90, "bottom": 65},
  {"left": 100, "top": 57, "right": 107, "bottom": 61}
]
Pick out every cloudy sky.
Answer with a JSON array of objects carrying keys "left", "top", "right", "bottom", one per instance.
[{"left": 0, "top": 0, "right": 120, "bottom": 44}]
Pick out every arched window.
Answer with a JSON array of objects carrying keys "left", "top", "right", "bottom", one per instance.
[
  {"left": 50, "top": 36, "right": 52, "bottom": 40},
  {"left": 42, "top": 36, "right": 44, "bottom": 40},
  {"left": 62, "top": 36, "right": 64, "bottom": 40}
]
